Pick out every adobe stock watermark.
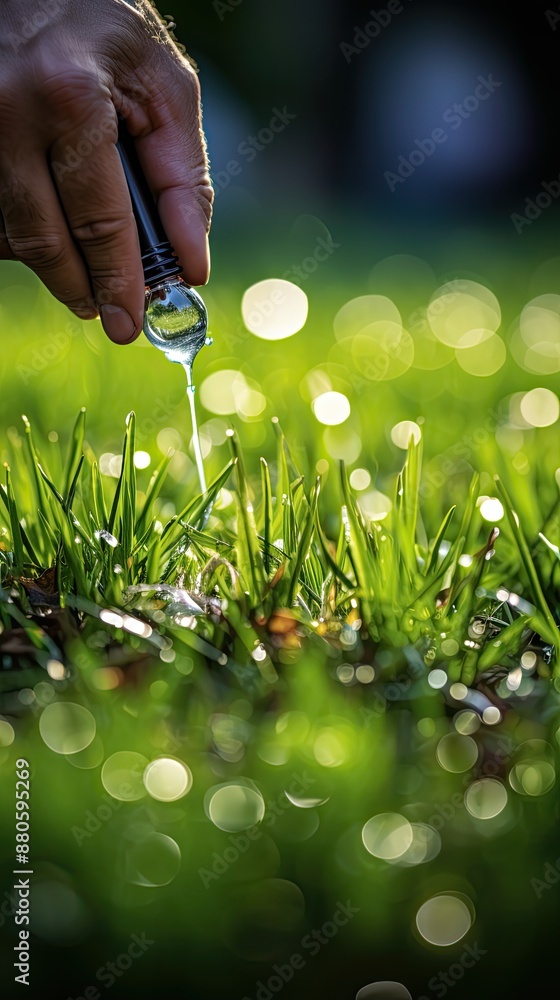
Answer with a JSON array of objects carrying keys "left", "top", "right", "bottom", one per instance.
[
  {"left": 406, "top": 278, "right": 468, "bottom": 338},
  {"left": 510, "top": 174, "right": 560, "bottom": 234},
  {"left": 282, "top": 234, "right": 340, "bottom": 285},
  {"left": 71, "top": 761, "right": 147, "bottom": 847},
  {"left": 241, "top": 900, "right": 360, "bottom": 1000},
  {"left": 418, "top": 942, "right": 488, "bottom": 999},
  {"left": 66, "top": 932, "right": 154, "bottom": 998},
  {"left": 212, "top": 107, "right": 297, "bottom": 198},
  {"left": 198, "top": 771, "right": 317, "bottom": 888},
  {"left": 7, "top": 0, "right": 61, "bottom": 52},
  {"left": 16, "top": 273, "right": 136, "bottom": 386},
  {"left": 50, "top": 77, "right": 152, "bottom": 183},
  {"left": 71, "top": 793, "right": 133, "bottom": 847},
  {"left": 340, "top": 0, "right": 413, "bottom": 63},
  {"left": 384, "top": 75, "right": 502, "bottom": 192},
  {"left": 17, "top": 318, "right": 84, "bottom": 385},
  {"left": 213, "top": 0, "right": 244, "bottom": 20},
  {"left": 134, "top": 394, "right": 182, "bottom": 442},
  {"left": 531, "top": 857, "right": 560, "bottom": 899},
  {"left": 545, "top": 7, "right": 560, "bottom": 30},
  {"left": 52, "top": 118, "right": 116, "bottom": 183}
]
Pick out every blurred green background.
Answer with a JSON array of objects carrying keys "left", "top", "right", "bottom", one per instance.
[{"left": 2, "top": 1, "right": 560, "bottom": 998}]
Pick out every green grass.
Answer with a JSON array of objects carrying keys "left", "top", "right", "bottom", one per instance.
[
  {"left": 1, "top": 243, "right": 560, "bottom": 998},
  {"left": 0, "top": 410, "right": 558, "bottom": 702}
]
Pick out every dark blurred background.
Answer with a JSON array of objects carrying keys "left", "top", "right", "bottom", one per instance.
[{"left": 168, "top": 0, "right": 559, "bottom": 230}]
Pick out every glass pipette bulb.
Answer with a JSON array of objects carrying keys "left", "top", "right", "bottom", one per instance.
[{"left": 144, "top": 278, "right": 209, "bottom": 366}]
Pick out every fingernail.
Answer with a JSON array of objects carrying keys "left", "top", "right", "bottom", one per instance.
[
  {"left": 99, "top": 304, "right": 137, "bottom": 344},
  {"left": 74, "top": 307, "right": 98, "bottom": 320}
]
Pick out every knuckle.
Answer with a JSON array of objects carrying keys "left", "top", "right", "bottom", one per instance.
[
  {"left": 71, "top": 216, "right": 130, "bottom": 244},
  {"left": 39, "top": 66, "right": 107, "bottom": 118},
  {"left": 194, "top": 184, "right": 214, "bottom": 229},
  {"left": 7, "top": 233, "right": 67, "bottom": 272}
]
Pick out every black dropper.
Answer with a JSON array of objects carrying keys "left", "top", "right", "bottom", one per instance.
[{"left": 116, "top": 119, "right": 182, "bottom": 288}]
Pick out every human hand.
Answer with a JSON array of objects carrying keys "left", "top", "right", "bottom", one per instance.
[{"left": 0, "top": 0, "right": 213, "bottom": 343}]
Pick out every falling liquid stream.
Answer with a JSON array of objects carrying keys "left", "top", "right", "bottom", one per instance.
[
  {"left": 183, "top": 363, "right": 207, "bottom": 495},
  {"left": 142, "top": 278, "right": 212, "bottom": 515}
]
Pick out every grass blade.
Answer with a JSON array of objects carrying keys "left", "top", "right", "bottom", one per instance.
[{"left": 496, "top": 477, "right": 559, "bottom": 661}]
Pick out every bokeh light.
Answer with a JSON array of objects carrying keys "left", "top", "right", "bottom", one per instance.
[
  {"left": 126, "top": 833, "right": 182, "bottom": 887},
  {"left": 0, "top": 719, "right": 15, "bottom": 747},
  {"left": 519, "top": 387, "right": 559, "bottom": 427},
  {"left": 359, "top": 490, "right": 392, "bottom": 521},
  {"left": 391, "top": 420, "right": 422, "bottom": 449},
  {"left": 133, "top": 450, "right": 151, "bottom": 469},
  {"left": 333, "top": 295, "right": 401, "bottom": 340},
  {"left": 428, "top": 669, "right": 447, "bottom": 690},
  {"left": 208, "top": 782, "right": 266, "bottom": 832},
  {"left": 454, "top": 711, "right": 481, "bottom": 735},
  {"left": 356, "top": 984, "right": 412, "bottom": 1000},
  {"left": 242, "top": 279, "right": 308, "bottom": 339},
  {"left": 509, "top": 740, "right": 556, "bottom": 797},
  {"left": 312, "top": 391, "right": 351, "bottom": 426},
  {"left": 455, "top": 333, "right": 506, "bottom": 376},
  {"left": 324, "top": 426, "right": 362, "bottom": 462},
  {"left": 516, "top": 295, "right": 560, "bottom": 374},
  {"left": 482, "top": 706, "right": 501, "bottom": 726},
  {"left": 143, "top": 757, "right": 193, "bottom": 802},
  {"left": 465, "top": 778, "right": 508, "bottom": 819},
  {"left": 349, "top": 468, "right": 371, "bottom": 491},
  {"left": 510, "top": 761, "right": 556, "bottom": 796},
  {"left": 362, "top": 813, "right": 413, "bottom": 860},
  {"left": 39, "top": 702, "right": 96, "bottom": 755},
  {"left": 393, "top": 823, "right": 441, "bottom": 866},
  {"left": 416, "top": 894, "right": 473, "bottom": 946},
  {"left": 436, "top": 733, "right": 478, "bottom": 772},
  {"left": 479, "top": 497, "right": 504, "bottom": 522},
  {"left": 101, "top": 751, "right": 149, "bottom": 801},
  {"left": 200, "top": 369, "right": 266, "bottom": 419},
  {"left": 427, "top": 280, "right": 501, "bottom": 348},
  {"left": 313, "top": 727, "right": 351, "bottom": 767},
  {"left": 352, "top": 324, "right": 414, "bottom": 381}
]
